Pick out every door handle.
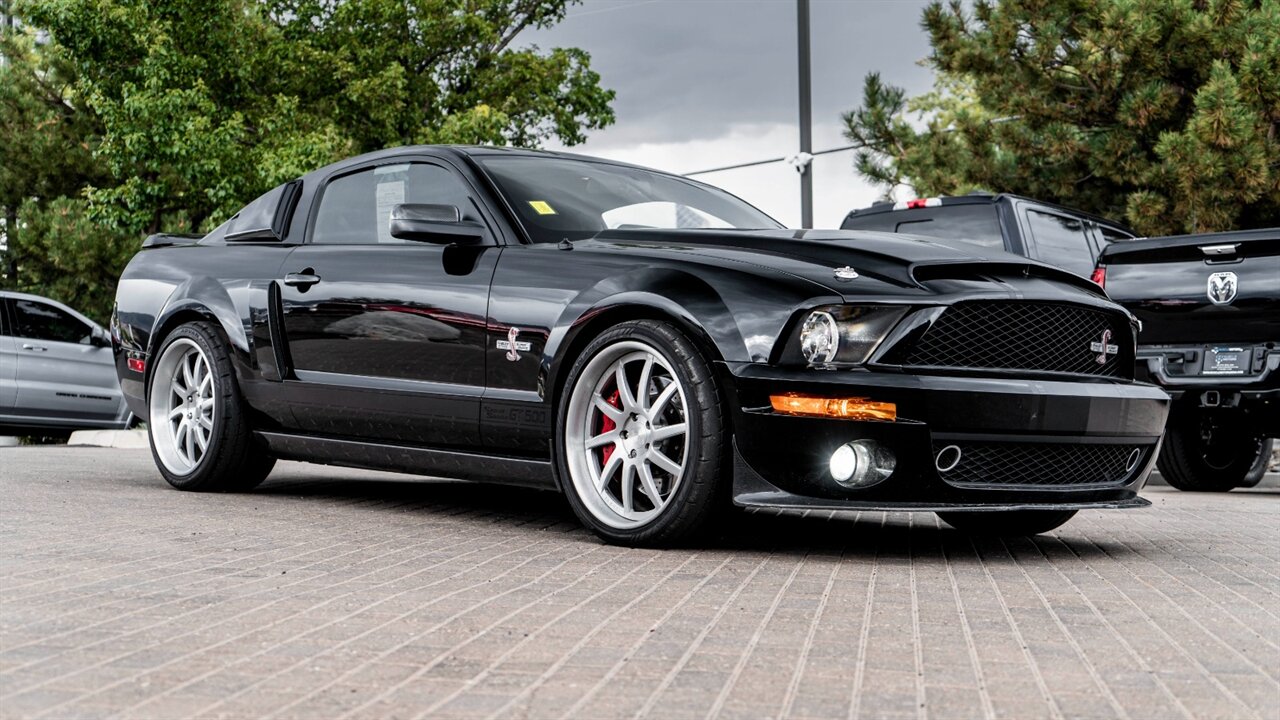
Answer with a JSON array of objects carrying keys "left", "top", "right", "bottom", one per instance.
[
  {"left": 283, "top": 270, "right": 322, "bottom": 288},
  {"left": 21, "top": 344, "right": 47, "bottom": 352}
]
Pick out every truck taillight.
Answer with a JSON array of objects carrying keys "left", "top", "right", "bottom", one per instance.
[
  {"left": 1090, "top": 266, "right": 1106, "bottom": 288},
  {"left": 893, "top": 198, "right": 942, "bottom": 210}
]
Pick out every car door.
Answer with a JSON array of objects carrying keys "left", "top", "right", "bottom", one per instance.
[
  {"left": 9, "top": 297, "right": 120, "bottom": 424},
  {"left": 277, "top": 157, "right": 502, "bottom": 447},
  {"left": 0, "top": 300, "right": 17, "bottom": 413}
]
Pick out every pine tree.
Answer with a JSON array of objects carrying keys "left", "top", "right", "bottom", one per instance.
[{"left": 842, "top": 0, "right": 1280, "bottom": 235}]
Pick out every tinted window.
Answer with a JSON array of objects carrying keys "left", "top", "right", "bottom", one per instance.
[
  {"left": 1099, "top": 225, "right": 1134, "bottom": 243},
  {"left": 312, "top": 163, "right": 475, "bottom": 244},
  {"left": 1026, "top": 210, "right": 1096, "bottom": 276},
  {"left": 12, "top": 299, "right": 91, "bottom": 344},
  {"left": 892, "top": 205, "right": 1003, "bottom": 249},
  {"left": 476, "top": 156, "right": 780, "bottom": 243},
  {"left": 840, "top": 212, "right": 899, "bottom": 232}
]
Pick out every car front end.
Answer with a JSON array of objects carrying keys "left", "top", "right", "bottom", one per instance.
[{"left": 726, "top": 291, "right": 1170, "bottom": 513}]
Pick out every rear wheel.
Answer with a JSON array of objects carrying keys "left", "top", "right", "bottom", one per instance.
[
  {"left": 937, "top": 510, "right": 1077, "bottom": 536},
  {"left": 1157, "top": 406, "right": 1267, "bottom": 492},
  {"left": 555, "top": 320, "right": 725, "bottom": 547},
  {"left": 147, "top": 321, "right": 274, "bottom": 491}
]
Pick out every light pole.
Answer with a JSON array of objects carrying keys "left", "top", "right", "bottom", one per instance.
[{"left": 796, "top": 0, "right": 813, "bottom": 228}]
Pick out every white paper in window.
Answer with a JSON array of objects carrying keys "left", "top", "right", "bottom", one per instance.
[{"left": 375, "top": 180, "right": 405, "bottom": 244}]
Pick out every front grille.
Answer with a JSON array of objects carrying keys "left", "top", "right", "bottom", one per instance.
[
  {"left": 898, "top": 302, "right": 1129, "bottom": 377},
  {"left": 933, "top": 441, "right": 1146, "bottom": 488}
]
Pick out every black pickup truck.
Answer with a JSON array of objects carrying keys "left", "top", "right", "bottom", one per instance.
[
  {"left": 1096, "top": 228, "right": 1278, "bottom": 491},
  {"left": 841, "top": 193, "right": 1136, "bottom": 279}
]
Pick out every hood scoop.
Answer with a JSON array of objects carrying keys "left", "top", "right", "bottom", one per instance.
[{"left": 911, "top": 261, "right": 1106, "bottom": 296}]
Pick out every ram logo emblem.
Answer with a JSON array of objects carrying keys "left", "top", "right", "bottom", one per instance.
[{"left": 1207, "top": 271, "right": 1238, "bottom": 306}]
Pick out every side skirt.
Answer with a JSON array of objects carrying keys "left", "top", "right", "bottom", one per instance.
[{"left": 254, "top": 431, "right": 558, "bottom": 490}]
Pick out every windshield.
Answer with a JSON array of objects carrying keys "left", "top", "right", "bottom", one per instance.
[{"left": 476, "top": 155, "right": 782, "bottom": 243}]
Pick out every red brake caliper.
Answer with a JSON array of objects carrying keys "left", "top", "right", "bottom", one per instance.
[{"left": 599, "top": 388, "right": 622, "bottom": 465}]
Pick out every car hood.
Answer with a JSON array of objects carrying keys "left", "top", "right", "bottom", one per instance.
[{"left": 590, "top": 228, "right": 1108, "bottom": 300}]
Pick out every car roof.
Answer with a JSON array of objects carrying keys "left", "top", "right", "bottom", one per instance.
[
  {"left": 307, "top": 144, "right": 679, "bottom": 180},
  {"left": 0, "top": 290, "right": 59, "bottom": 303},
  {"left": 844, "top": 192, "right": 1133, "bottom": 232}
]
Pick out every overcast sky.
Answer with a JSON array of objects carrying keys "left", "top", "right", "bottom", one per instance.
[{"left": 522, "top": 0, "right": 936, "bottom": 228}]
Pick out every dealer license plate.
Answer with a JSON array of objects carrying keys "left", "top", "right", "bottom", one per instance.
[{"left": 1200, "top": 346, "right": 1252, "bottom": 376}]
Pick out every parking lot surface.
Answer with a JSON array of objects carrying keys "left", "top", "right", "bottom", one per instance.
[{"left": 1, "top": 446, "right": 1277, "bottom": 719}]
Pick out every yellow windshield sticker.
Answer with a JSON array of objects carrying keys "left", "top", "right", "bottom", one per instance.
[{"left": 528, "top": 200, "right": 557, "bottom": 215}]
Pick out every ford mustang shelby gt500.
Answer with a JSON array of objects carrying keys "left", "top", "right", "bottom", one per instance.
[{"left": 112, "top": 146, "right": 1169, "bottom": 546}]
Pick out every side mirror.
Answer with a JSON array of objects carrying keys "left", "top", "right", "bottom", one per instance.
[
  {"left": 389, "top": 204, "right": 486, "bottom": 245},
  {"left": 89, "top": 327, "right": 111, "bottom": 348}
]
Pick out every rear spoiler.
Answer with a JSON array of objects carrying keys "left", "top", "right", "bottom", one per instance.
[
  {"left": 1100, "top": 227, "right": 1279, "bottom": 265},
  {"left": 141, "top": 233, "right": 203, "bottom": 248}
]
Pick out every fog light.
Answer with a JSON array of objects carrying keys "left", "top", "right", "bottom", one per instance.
[{"left": 829, "top": 440, "right": 896, "bottom": 488}]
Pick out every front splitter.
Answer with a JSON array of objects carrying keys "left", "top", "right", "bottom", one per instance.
[{"left": 733, "top": 491, "right": 1151, "bottom": 513}]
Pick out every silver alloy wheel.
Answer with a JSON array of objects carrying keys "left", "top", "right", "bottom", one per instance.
[
  {"left": 149, "top": 338, "right": 216, "bottom": 475},
  {"left": 564, "top": 340, "right": 690, "bottom": 530}
]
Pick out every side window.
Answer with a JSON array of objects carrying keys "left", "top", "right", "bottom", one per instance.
[
  {"left": 312, "top": 163, "right": 475, "bottom": 245},
  {"left": 0, "top": 300, "right": 9, "bottom": 336},
  {"left": 12, "top": 299, "right": 92, "bottom": 344},
  {"left": 1026, "top": 210, "right": 1097, "bottom": 277},
  {"left": 1099, "top": 226, "right": 1134, "bottom": 243}
]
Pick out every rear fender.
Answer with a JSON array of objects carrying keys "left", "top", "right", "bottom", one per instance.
[{"left": 150, "top": 276, "right": 249, "bottom": 360}]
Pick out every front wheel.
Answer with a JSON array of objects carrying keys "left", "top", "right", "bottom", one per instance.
[
  {"left": 555, "top": 320, "right": 725, "bottom": 547},
  {"left": 147, "top": 321, "right": 275, "bottom": 491},
  {"left": 937, "top": 510, "right": 1077, "bottom": 536}
]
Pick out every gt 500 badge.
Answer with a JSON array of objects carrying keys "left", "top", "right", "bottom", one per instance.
[{"left": 496, "top": 327, "right": 531, "bottom": 361}]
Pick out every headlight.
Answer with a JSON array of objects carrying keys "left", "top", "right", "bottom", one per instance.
[
  {"left": 798, "top": 305, "right": 908, "bottom": 366},
  {"left": 800, "top": 311, "right": 839, "bottom": 364}
]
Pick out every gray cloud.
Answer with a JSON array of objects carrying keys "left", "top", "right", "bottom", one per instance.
[{"left": 524, "top": 0, "right": 937, "bottom": 150}]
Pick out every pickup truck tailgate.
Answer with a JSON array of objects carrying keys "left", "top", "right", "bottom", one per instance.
[{"left": 1100, "top": 229, "right": 1280, "bottom": 345}]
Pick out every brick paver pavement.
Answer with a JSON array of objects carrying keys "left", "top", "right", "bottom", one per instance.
[{"left": 1, "top": 446, "right": 1277, "bottom": 719}]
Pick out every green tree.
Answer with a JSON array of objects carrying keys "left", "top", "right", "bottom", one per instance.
[
  {"left": 842, "top": 0, "right": 1280, "bottom": 235},
  {"left": 25, "top": 0, "right": 614, "bottom": 235},
  {"left": 2, "top": 0, "right": 613, "bottom": 323},
  {"left": 0, "top": 19, "right": 134, "bottom": 323}
]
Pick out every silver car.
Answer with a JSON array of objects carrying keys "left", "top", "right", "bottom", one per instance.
[{"left": 0, "top": 291, "right": 132, "bottom": 435}]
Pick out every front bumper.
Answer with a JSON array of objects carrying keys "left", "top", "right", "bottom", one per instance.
[{"left": 725, "top": 364, "right": 1169, "bottom": 512}]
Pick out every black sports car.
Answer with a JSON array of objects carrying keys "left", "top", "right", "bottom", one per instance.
[{"left": 111, "top": 146, "right": 1169, "bottom": 546}]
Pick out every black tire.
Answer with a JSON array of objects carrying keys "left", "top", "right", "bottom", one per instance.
[
  {"left": 1157, "top": 408, "right": 1267, "bottom": 492},
  {"left": 937, "top": 509, "right": 1077, "bottom": 536},
  {"left": 147, "top": 321, "right": 274, "bottom": 492},
  {"left": 555, "top": 319, "right": 725, "bottom": 547},
  {"left": 1238, "top": 438, "right": 1274, "bottom": 488}
]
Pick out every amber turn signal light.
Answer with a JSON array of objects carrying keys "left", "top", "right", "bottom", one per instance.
[{"left": 769, "top": 393, "right": 896, "bottom": 421}]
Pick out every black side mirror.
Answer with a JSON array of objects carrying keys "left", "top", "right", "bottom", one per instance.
[
  {"left": 89, "top": 327, "right": 111, "bottom": 348},
  {"left": 389, "top": 204, "right": 486, "bottom": 245}
]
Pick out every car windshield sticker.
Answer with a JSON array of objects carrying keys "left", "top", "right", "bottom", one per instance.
[
  {"left": 375, "top": 180, "right": 405, "bottom": 243},
  {"left": 528, "top": 200, "right": 557, "bottom": 215}
]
